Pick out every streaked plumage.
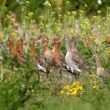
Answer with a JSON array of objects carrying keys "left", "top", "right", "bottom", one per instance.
[
  {"left": 29, "top": 38, "right": 48, "bottom": 81},
  {"left": 64, "top": 36, "right": 82, "bottom": 80},
  {"left": 95, "top": 53, "right": 106, "bottom": 81}
]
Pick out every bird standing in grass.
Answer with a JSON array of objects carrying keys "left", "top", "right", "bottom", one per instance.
[
  {"left": 64, "top": 36, "right": 82, "bottom": 80},
  {"left": 8, "top": 37, "right": 26, "bottom": 70},
  {"left": 94, "top": 53, "right": 106, "bottom": 81},
  {"left": 29, "top": 38, "right": 48, "bottom": 82},
  {"left": 17, "top": 38, "right": 25, "bottom": 62},
  {"left": 8, "top": 37, "right": 18, "bottom": 61},
  {"left": 37, "top": 35, "right": 53, "bottom": 76},
  {"left": 70, "top": 36, "right": 84, "bottom": 69},
  {"left": 106, "top": 36, "right": 110, "bottom": 44},
  {"left": 51, "top": 37, "right": 64, "bottom": 79}
]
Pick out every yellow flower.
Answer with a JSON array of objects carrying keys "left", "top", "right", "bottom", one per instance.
[
  {"left": 44, "top": 1, "right": 51, "bottom": 7},
  {"left": 71, "top": 90, "right": 77, "bottom": 96},
  {"left": 26, "top": 1, "right": 30, "bottom": 4},
  {"left": 77, "top": 85, "right": 83, "bottom": 91},
  {"left": 66, "top": 1, "right": 70, "bottom": 5},
  {"left": 97, "top": 10, "right": 101, "bottom": 14},
  {"left": 60, "top": 90, "right": 64, "bottom": 94},
  {"left": 84, "top": 4, "right": 88, "bottom": 7},
  {"left": 57, "top": 7, "right": 62, "bottom": 11},
  {"left": 39, "top": 16, "right": 45, "bottom": 20},
  {"left": 3, "top": 38, "right": 8, "bottom": 43},
  {"left": 63, "top": 85, "right": 70, "bottom": 90},
  {"left": 79, "top": 10, "right": 84, "bottom": 14},
  {"left": 93, "top": 85, "right": 98, "bottom": 90},
  {"left": 66, "top": 92, "right": 70, "bottom": 95},
  {"left": 72, "top": 81, "right": 80, "bottom": 86},
  {"left": 28, "top": 12, "right": 34, "bottom": 17},
  {"left": 71, "top": 11, "right": 76, "bottom": 15}
]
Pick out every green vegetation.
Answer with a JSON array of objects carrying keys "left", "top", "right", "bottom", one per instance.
[{"left": 0, "top": 0, "right": 110, "bottom": 110}]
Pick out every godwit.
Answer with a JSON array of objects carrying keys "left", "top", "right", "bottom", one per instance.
[
  {"left": 70, "top": 36, "right": 84, "bottom": 69},
  {"left": 8, "top": 37, "right": 26, "bottom": 70},
  {"left": 64, "top": 36, "right": 82, "bottom": 80},
  {"left": 29, "top": 38, "right": 48, "bottom": 82},
  {"left": 17, "top": 38, "right": 25, "bottom": 62},
  {"left": 94, "top": 53, "right": 106, "bottom": 81},
  {"left": 36, "top": 35, "right": 53, "bottom": 76}
]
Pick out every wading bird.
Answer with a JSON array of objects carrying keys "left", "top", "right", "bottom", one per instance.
[
  {"left": 70, "top": 36, "right": 84, "bottom": 69},
  {"left": 37, "top": 35, "right": 53, "bottom": 76},
  {"left": 51, "top": 37, "right": 64, "bottom": 79},
  {"left": 8, "top": 37, "right": 25, "bottom": 70},
  {"left": 29, "top": 38, "right": 48, "bottom": 82},
  {"left": 64, "top": 36, "right": 82, "bottom": 80},
  {"left": 94, "top": 53, "right": 106, "bottom": 81}
]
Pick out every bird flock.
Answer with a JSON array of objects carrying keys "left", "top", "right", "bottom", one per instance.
[{"left": 1, "top": 33, "right": 107, "bottom": 82}]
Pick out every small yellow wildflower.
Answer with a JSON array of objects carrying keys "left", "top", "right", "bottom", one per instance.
[
  {"left": 97, "top": 10, "right": 101, "bottom": 14},
  {"left": 63, "top": 85, "right": 70, "bottom": 90},
  {"left": 72, "top": 81, "right": 80, "bottom": 86},
  {"left": 71, "top": 90, "right": 77, "bottom": 96},
  {"left": 26, "top": 1, "right": 30, "bottom": 4},
  {"left": 72, "top": 11, "right": 76, "bottom": 15},
  {"left": 28, "top": 12, "right": 34, "bottom": 17},
  {"left": 39, "top": 16, "right": 45, "bottom": 20},
  {"left": 66, "top": 1, "right": 70, "bottom": 5},
  {"left": 77, "top": 85, "right": 83, "bottom": 91},
  {"left": 57, "top": 7, "right": 62, "bottom": 11},
  {"left": 44, "top": 1, "right": 51, "bottom": 7},
  {"left": 79, "top": 10, "right": 84, "bottom": 14},
  {"left": 93, "top": 85, "right": 98, "bottom": 90},
  {"left": 60, "top": 90, "right": 64, "bottom": 94}
]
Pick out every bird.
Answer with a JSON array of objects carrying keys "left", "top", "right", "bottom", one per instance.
[
  {"left": 29, "top": 38, "right": 48, "bottom": 82},
  {"left": 105, "top": 36, "right": 110, "bottom": 44},
  {"left": 64, "top": 36, "right": 82, "bottom": 81},
  {"left": 94, "top": 53, "right": 106, "bottom": 81},
  {"left": 36, "top": 35, "right": 53, "bottom": 76},
  {"left": 51, "top": 37, "right": 64, "bottom": 79},
  {"left": 70, "top": 36, "right": 84, "bottom": 69},
  {"left": 16, "top": 38, "right": 26, "bottom": 62},
  {"left": 8, "top": 37, "right": 18, "bottom": 60},
  {"left": 8, "top": 37, "right": 26, "bottom": 70}
]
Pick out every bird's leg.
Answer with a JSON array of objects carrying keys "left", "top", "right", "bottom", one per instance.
[
  {"left": 74, "top": 74, "right": 77, "bottom": 81},
  {"left": 59, "top": 68, "right": 62, "bottom": 80},
  {"left": 46, "top": 67, "right": 50, "bottom": 77},
  {"left": 77, "top": 73, "right": 80, "bottom": 80},
  {"left": 37, "top": 70, "right": 40, "bottom": 82}
]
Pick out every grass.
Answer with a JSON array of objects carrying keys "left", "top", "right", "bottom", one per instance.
[{"left": 0, "top": 0, "right": 110, "bottom": 110}]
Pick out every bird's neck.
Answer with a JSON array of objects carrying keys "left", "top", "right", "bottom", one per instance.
[
  {"left": 9, "top": 41, "right": 15, "bottom": 50},
  {"left": 95, "top": 55, "right": 102, "bottom": 68},
  {"left": 65, "top": 40, "right": 71, "bottom": 51},
  {"left": 17, "top": 41, "right": 23, "bottom": 48},
  {"left": 43, "top": 42, "right": 49, "bottom": 52},
  {"left": 54, "top": 43, "right": 60, "bottom": 53}
]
